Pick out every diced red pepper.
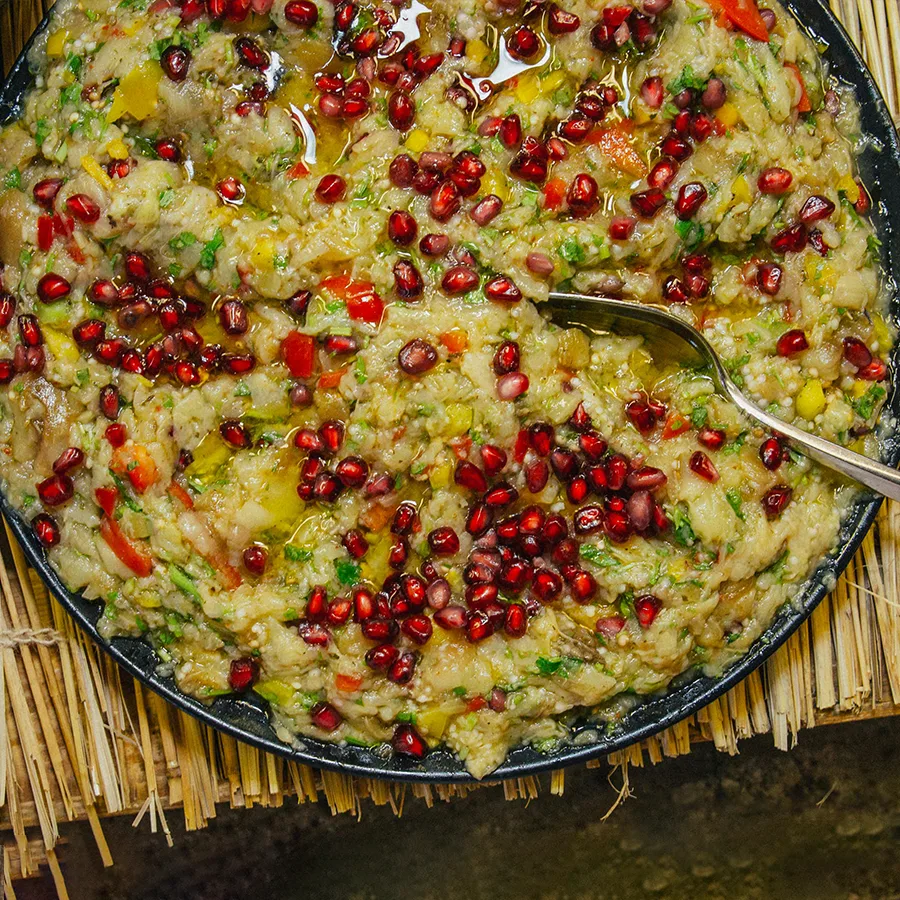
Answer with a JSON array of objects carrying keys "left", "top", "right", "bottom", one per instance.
[
  {"left": 286, "top": 161, "right": 310, "bottom": 179},
  {"left": 587, "top": 124, "right": 648, "bottom": 177},
  {"left": 440, "top": 330, "right": 468, "bottom": 354},
  {"left": 113, "top": 446, "right": 159, "bottom": 495},
  {"left": 95, "top": 486, "right": 118, "bottom": 517},
  {"left": 320, "top": 274, "right": 385, "bottom": 325},
  {"left": 708, "top": 0, "right": 770, "bottom": 42},
  {"left": 335, "top": 673, "right": 363, "bottom": 692},
  {"left": 37, "top": 215, "right": 54, "bottom": 252},
  {"left": 318, "top": 367, "right": 348, "bottom": 389},
  {"left": 662, "top": 412, "right": 692, "bottom": 439},
  {"left": 542, "top": 177, "right": 567, "bottom": 211},
  {"left": 513, "top": 429, "right": 530, "bottom": 464},
  {"left": 282, "top": 330, "right": 316, "bottom": 378},
  {"left": 100, "top": 516, "right": 154, "bottom": 577},
  {"left": 167, "top": 480, "right": 194, "bottom": 509},
  {"left": 784, "top": 63, "right": 811, "bottom": 112},
  {"left": 465, "top": 696, "right": 487, "bottom": 712}
]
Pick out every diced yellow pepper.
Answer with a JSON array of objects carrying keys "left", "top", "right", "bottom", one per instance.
[
  {"left": 404, "top": 128, "right": 430, "bottom": 153},
  {"left": 107, "top": 62, "right": 162, "bottom": 123},
  {"left": 467, "top": 38, "right": 490, "bottom": 65},
  {"left": 122, "top": 18, "right": 145, "bottom": 36},
  {"left": 43, "top": 329, "right": 80, "bottom": 363},
  {"left": 429, "top": 462, "right": 452, "bottom": 490},
  {"left": 515, "top": 73, "right": 541, "bottom": 104},
  {"left": 46, "top": 29, "right": 69, "bottom": 57},
  {"left": 731, "top": 174, "right": 751, "bottom": 205},
  {"left": 251, "top": 236, "right": 275, "bottom": 270},
  {"left": 418, "top": 708, "right": 452, "bottom": 742},
  {"left": 481, "top": 168, "right": 509, "bottom": 203},
  {"left": 837, "top": 174, "right": 859, "bottom": 203},
  {"left": 541, "top": 70, "right": 566, "bottom": 94},
  {"left": 253, "top": 680, "right": 296, "bottom": 707},
  {"left": 82, "top": 155, "right": 114, "bottom": 192},
  {"left": 872, "top": 314, "right": 892, "bottom": 349},
  {"left": 106, "top": 138, "right": 129, "bottom": 160},
  {"left": 717, "top": 102, "right": 740, "bottom": 127},
  {"left": 445, "top": 402, "right": 473, "bottom": 436},
  {"left": 796, "top": 379, "right": 826, "bottom": 419},
  {"left": 851, "top": 379, "right": 869, "bottom": 398},
  {"left": 137, "top": 593, "right": 162, "bottom": 608},
  {"left": 849, "top": 437, "right": 867, "bottom": 454}
]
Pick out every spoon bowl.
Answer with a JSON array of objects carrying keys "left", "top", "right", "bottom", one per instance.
[{"left": 548, "top": 291, "right": 900, "bottom": 502}]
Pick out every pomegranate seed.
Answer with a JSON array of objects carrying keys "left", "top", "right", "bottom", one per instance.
[
  {"left": 800, "top": 194, "right": 836, "bottom": 224},
  {"left": 342, "top": 529, "right": 369, "bottom": 559},
  {"left": 284, "top": 0, "right": 318, "bottom": 26},
  {"left": 65, "top": 193, "right": 100, "bottom": 223},
  {"left": 361, "top": 618, "right": 398, "bottom": 642},
  {"left": 389, "top": 154, "right": 418, "bottom": 187},
  {"left": 759, "top": 437, "right": 785, "bottom": 470},
  {"left": 648, "top": 158, "right": 678, "bottom": 190},
  {"left": 401, "top": 614, "right": 433, "bottom": 645},
  {"left": 32, "top": 513, "right": 61, "bottom": 548},
  {"left": 366, "top": 643, "right": 399, "bottom": 671},
  {"left": 240, "top": 543, "right": 268, "bottom": 575},
  {"left": 37, "top": 473, "right": 74, "bottom": 507},
  {"left": 577, "top": 432, "right": 606, "bottom": 462},
  {"left": 428, "top": 526, "right": 460, "bottom": 555},
  {"left": 229, "top": 658, "right": 259, "bottom": 692},
  {"left": 334, "top": 2, "right": 354, "bottom": 31},
  {"left": 392, "top": 723, "right": 426, "bottom": 758},
  {"left": 218, "top": 298, "right": 248, "bottom": 335},
  {"left": 526, "top": 252, "right": 555, "bottom": 275},
  {"left": 757, "top": 262, "right": 783, "bottom": 296},
  {"left": 391, "top": 502, "right": 419, "bottom": 536},
  {"left": 234, "top": 36, "right": 268, "bottom": 69},
  {"left": 771, "top": 223, "right": 807, "bottom": 254},
  {"left": 420, "top": 233, "right": 449, "bottom": 256},
  {"left": 471, "top": 195, "right": 503, "bottom": 226},
  {"left": 393, "top": 260, "right": 424, "bottom": 300},
  {"left": 595, "top": 615, "right": 625, "bottom": 639},
  {"left": 640, "top": 76, "right": 664, "bottom": 108},
  {"left": 105, "top": 423, "right": 127, "bottom": 447},
  {"left": 318, "top": 420, "right": 344, "bottom": 454},
  {"left": 625, "top": 399, "right": 657, "bottom": 433},
  {"left": 99, "top": 384, "right": 120, "bottom": 420},
  {"left": 507, "top": 24, "right": 539, "bottom": 59},
  {"left": 858, "top": 358, "right": 888, "bottom": 382},
  {"left": 323, "top": 334, "right": 359, "bottom": 355},
  {"left": 689, "top": 450, "right": 719, "bottom": 482},
  {"left": 161, "top": 45, "right": 191, "bottom": 81},
  {"left": 335, "top": 456, "right": 369, "bottom": 488},
  {"left": 18, "top": 315, "right": 42, "bottom": 347},
  {"left": 567, "top": 174, "right": 600, "bottom": 218},
  {"left": 479, "top": 445, "right": 506, "bottom": 476},
  {"left": 465, "top": 610, "right": 495, "bottom": 642},
  {"left": 662, "top": 277, "right": 690, "bottom": 304},
  {"left": 327, "top": 597, "right": 352, "bottom": 626},
  {"left": 854, "top": 182, "right": 871, "bottom": 215},
  {"left": 310, "top": 701, "right": 342, "bottom": 732},
  {"left": 660, "top": 133, "right": 692, "bottom": 161},
  {"left": 388, "top": 91, "right": 416, "bottom": 131},
  {"left": 497, "top": 372, "right": 529, "bottom": 400},
  {"left": 398, "top": 338, "right": 438, "bottom": 375},
  {"left": 675, "top": 182, "right": 707, "bottom": 220},
  {"left": 33, "top": 178, "right": 63, "bottom": 208},
  {"left": 36, "top": 273, "right": 70, "bottom": 304},
  {"left": 484, "top": 482, "right": 518, "bottom": 508},
  {"left": 220, "top": 420, "right": 251, "bottom": 449},
  {"left": 466, "top": 503, "right": 493, "bottom": 536},
  {"left": 532, "top": 568, "right": 563, "bottom": 603},
  {"left": 548, "top": 3, "right": 580, "bottom": 32},
  {"left": 626, "top": 466, "right": 667, "bottom": 490},
  {"left": 701, "top": 77, "right": 726, "bottom": 109},
  {"left": 316, "top": 174, "right": 346, "bottom": 203},
  {"left": 499, "top": 114, "right": 523, "bottom": 149},
  {"left": 776, "top": 329, "right": 809, "bottom": 357},
  {"left": 387, "top": 652, "right": 416, "bottom": 684},
  {"left": 0, "top": 292, "right": 14, "bottom": 328},
  {"left": 673, "top": 109, "right": 692, "bottom": 134},
  {"left": 455, "top": 460, "right": 487, "bottom": 492},
  {"left": 53, "top": 447, "right": 84, "bottom": 475},
  {"left": 441, "top": 265, "right": 479, "bottom": 295},
  {"left": 609, "top": 216, "right": 636, "bottom": 240},
  {"left": 698, "top": 426, "right": 726, "bottom": 450},
  {"left": 567, "top": 568, "right": 596, "bottom": 603},
  {"left": 216, "top": 176, "right": 245, "bottom": 205},
  {"left": 762, "top": 485, "right": 793, "bottom": 518},
  {"left": 155, "top": 138, "right": 182, "bottom": 163},
  {"left": 388, "top": 210, "right": 418, "bottom": 246},
  {"left": 509, "top": 137, "right": 549, "bottom": 184},
  {"left": 295, "top": 428, "right": 325, "bottom": 454},
  {"left": 631, "top": 188, "right": 667, "bottom": 219},
  {"left": 635, "top": 595, "right": 661, "bottom": 628},
  {"left": 389, "top": 537, "right": 409, "bottom": 569},
  {"left": 430, "top": 180, "right": 462, "bottom": 222},
  {"left": 484, "top": 275, "right": 522, "bottom": 304},
  {"left": 691, "top": 113, "right": 714, "bottom": 142},
  {"left": 758, "top": 167, "right": 793, "bottom": 194},
  {"left": 573, "top": 505, "right": 603, "bottom": 535},
  {"left": 559, "top": 116, "right": 592, "bottom": 144},
  {"left": 842, "top": 337, "right": 873, "bottom": 369},
  {"left": 297, "top": 620, "right": 330, "bottom": 645}
]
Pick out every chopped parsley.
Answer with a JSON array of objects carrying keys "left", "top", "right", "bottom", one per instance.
[
  {"left": 158, "top": 188, "right": 176, "bottom": 209},
  {"left": 725, "top": 488, "right": 745, "bottom": 521},
  {"left": 670, "top": 503, "right": 697, "bottom": 547},
  {"left": 284, "top": 544, "right": 313, "bottom": 562},
  {"left": 199, "top": 228, "right": 224, "bottom": 269},
  {"left": 854, "top": 384, "right": 886, "bottom": 420},
  {"left": 335, "top": 559, "right": 361, "bottom": 585},
  {"left": 168, "top": 231, "right": 197, "bottom": 252},
  {"left": 3, "top": 167, "right": 21, "bottom": 191},
  {"left": 535, "top": 656, "right": 583, "bottom": 678}
]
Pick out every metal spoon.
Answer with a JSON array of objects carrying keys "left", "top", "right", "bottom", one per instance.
[{"left": 548, "top": 291, "right": 900, "bottom": 502}]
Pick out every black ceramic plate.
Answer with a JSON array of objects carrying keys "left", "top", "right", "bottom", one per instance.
[{"left": 1, "top": 0, "right": 899, "bottom": 783}]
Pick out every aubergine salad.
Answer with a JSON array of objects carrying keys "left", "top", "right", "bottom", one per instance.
[{"left": 0, "top": 0, "right": 889, "bottom": 776}]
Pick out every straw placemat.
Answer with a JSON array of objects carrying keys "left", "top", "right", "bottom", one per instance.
[{"left": 1, "top": 0, "right": 899, "bottom": 893}]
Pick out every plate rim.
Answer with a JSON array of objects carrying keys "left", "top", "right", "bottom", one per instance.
[{"left": 1, "top": 0, "right": 898, "bottom": 783}]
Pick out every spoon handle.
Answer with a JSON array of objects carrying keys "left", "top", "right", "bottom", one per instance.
[{"left": 723, "top": 380, "right": 900, "bottom": 502}]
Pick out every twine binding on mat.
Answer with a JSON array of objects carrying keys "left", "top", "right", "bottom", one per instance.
[{"left": 0, "top": 0, "right": 899, "bottom": 892}]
